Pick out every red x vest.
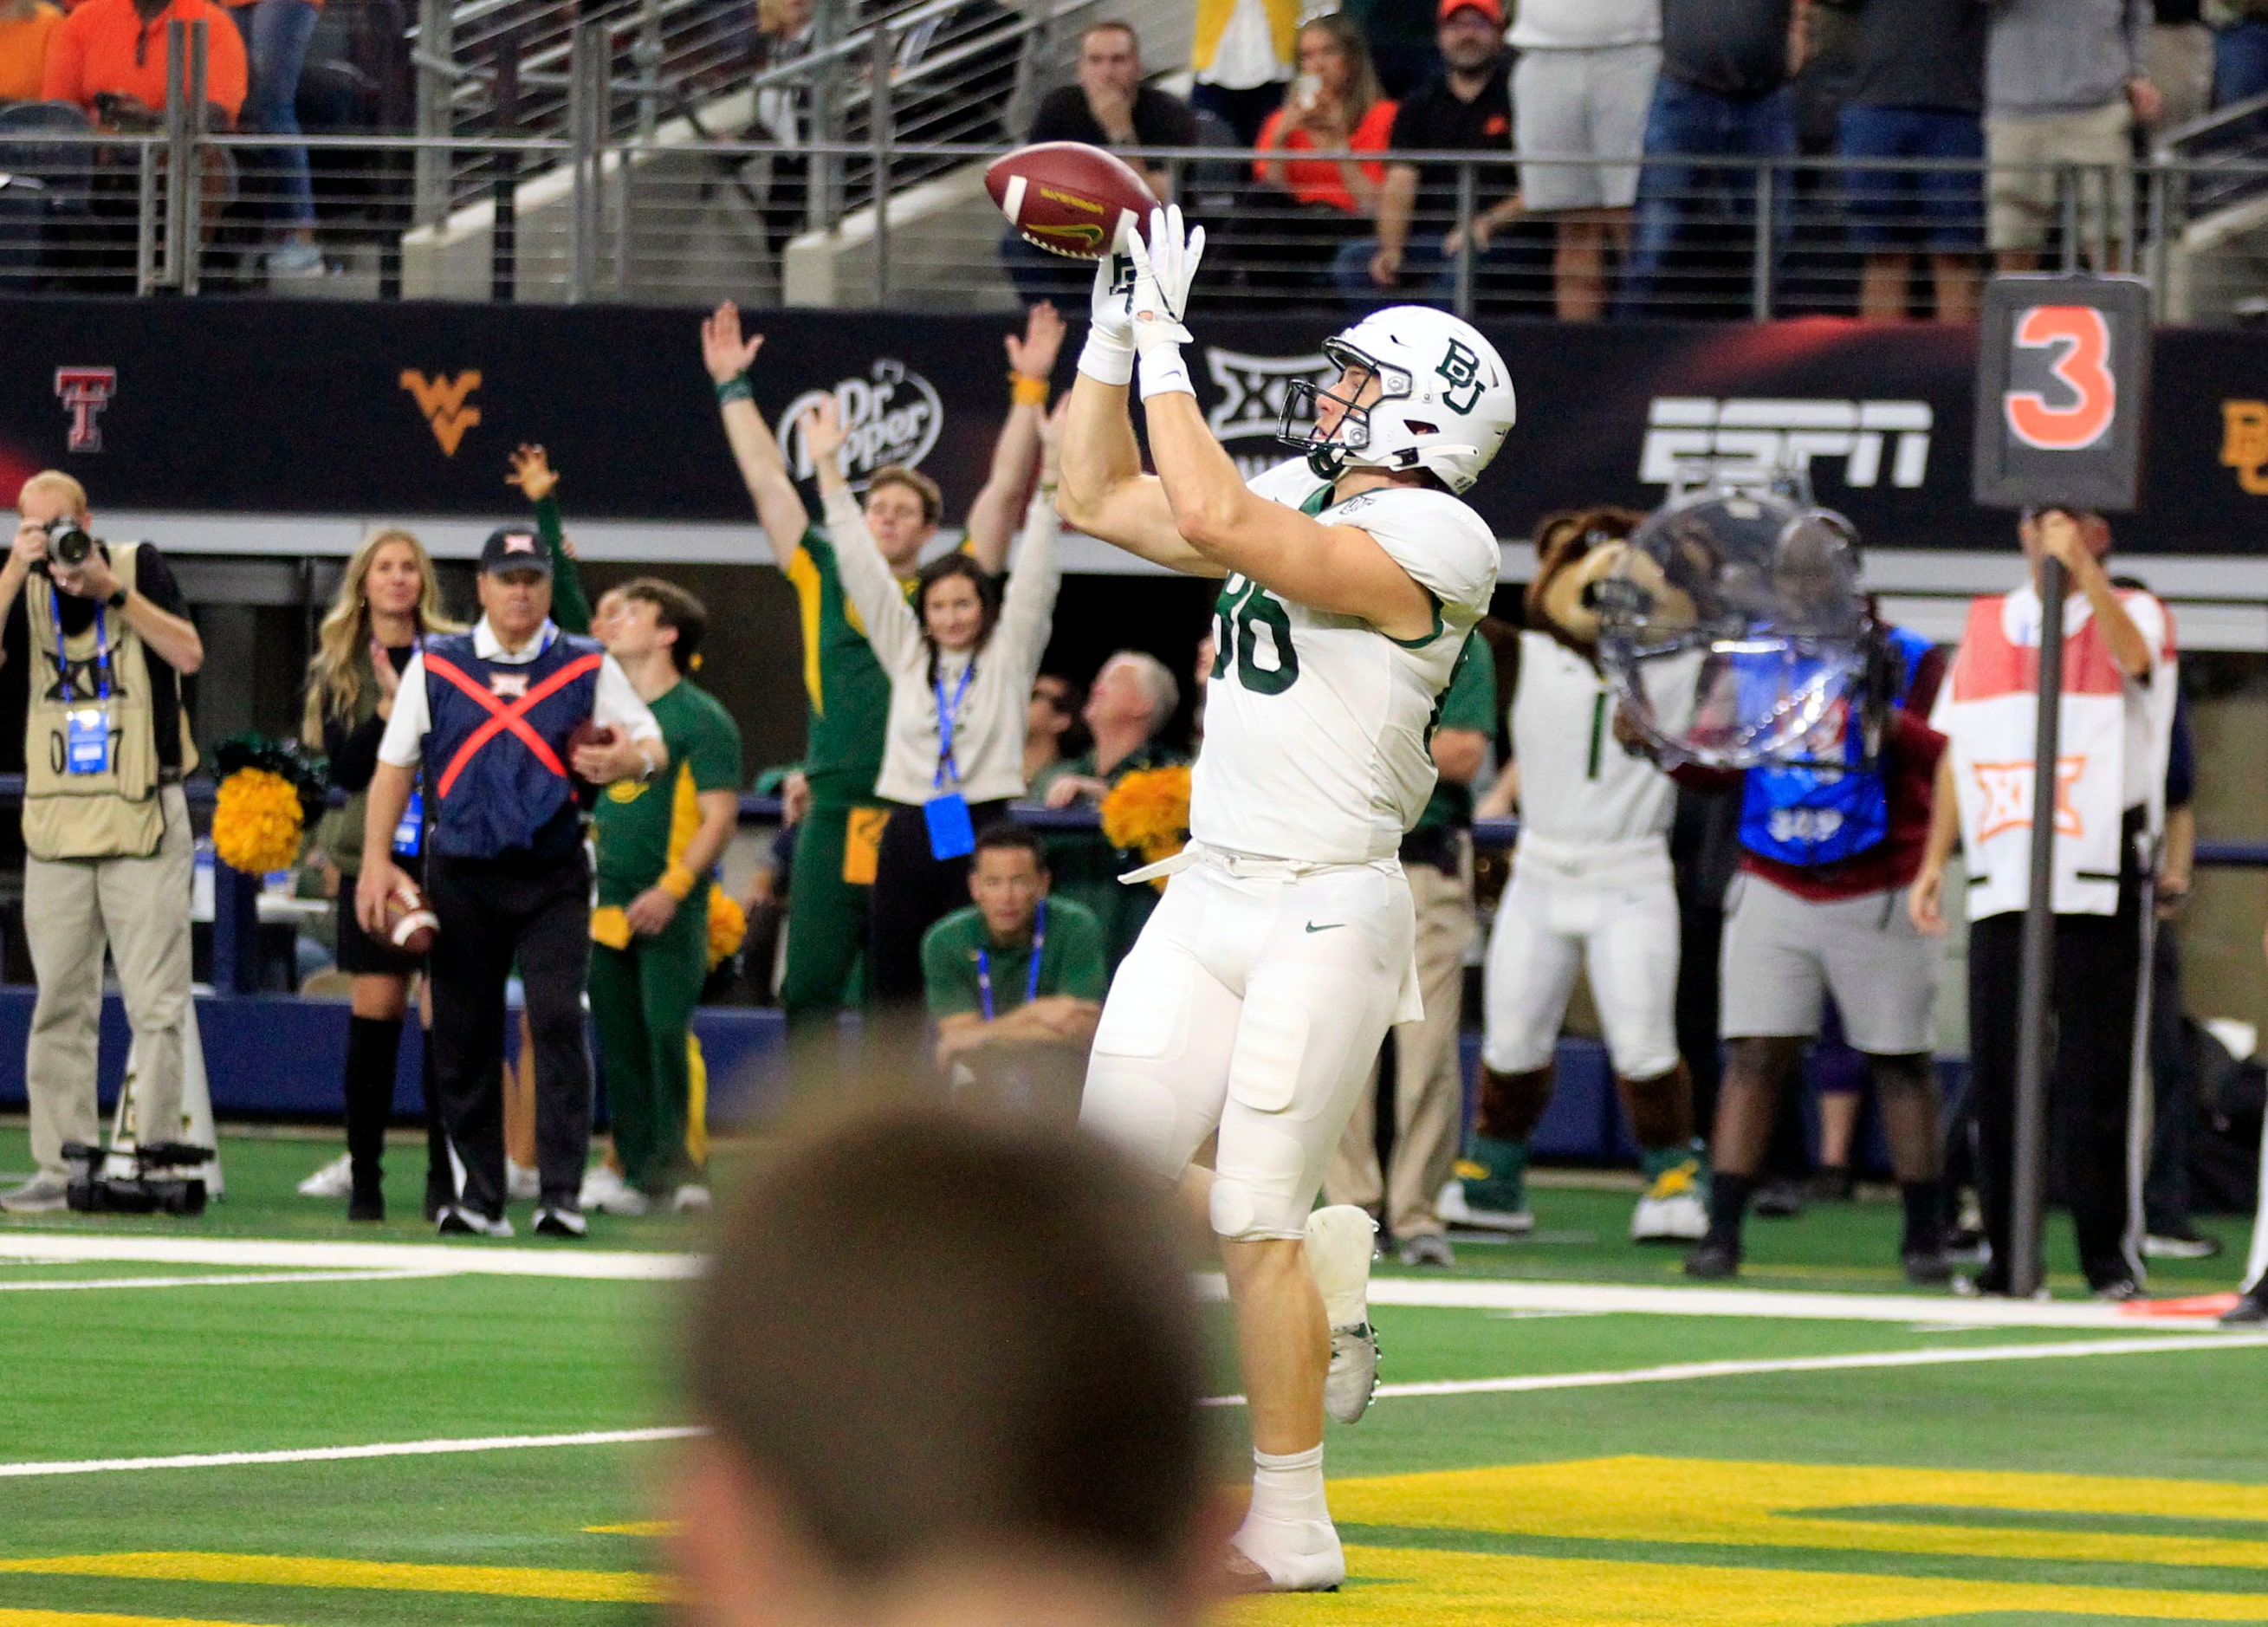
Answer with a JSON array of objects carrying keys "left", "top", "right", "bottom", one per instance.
[{"left": 418, "top": 627, "right": 604, "bottom": 860}]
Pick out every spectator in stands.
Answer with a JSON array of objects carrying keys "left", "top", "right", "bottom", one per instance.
[
  {"left": 0, "top": 0, "right": 62, "bottom": 103},
  {"left": 1508, "top": 0, "right": 1661, "bottom": 320},
  {"left": 1005, "top": 22, "right": 1196, "bottom": 304},
  {"left": 42, "top": 0, "right": 246, "bottom": 127},
  {"left": 221, "top": 0, "right": 321, "bottom": 278},
  {"left": 1841, "top": 0, "right": 1986, "bottom": 321},
  {"left": 923, "top": 823, "right": 1106, "bottom": 1113},
  {"left": 673, "top": 1110, "right": 1212, "bottom": 1627},
  {"left": 1332, "top": 0, "right": 1521, "bottom": 312},
  {"left": 2155, "top": 0, "right": 2213, "bottom": 128},
  {"left": 753, "top": 0, "right": 815, "bottom": 262},
  {"left": 799, "top": 392, "right": 1064, "bottom": 1008},
  {"left": 2209, "top": 0, "right": 2268, "bottom": 109},
  {"left": 1192, "top": 0, "right": 1297, "bottom": 143},
  {"left": 1985, "top": 0, "right": 2159, "bottom": 274},
  {"left": 0, "top": 473, "right": 204, "bottom": 1215},
  {"left": 1022, "top": 672, "right": 1082, "bottom": 799},
  {"left": 1618, "top": 0, "right": 1803, "bottom": 317},
  {"left": 1245, "top": 16, "right": 1396, "bottom": 297},
  {"left": 299, "top": 528, "right": 459, "bottom": 1223}
]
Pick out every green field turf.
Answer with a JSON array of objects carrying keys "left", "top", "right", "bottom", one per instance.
[{"left": 1, "top": 1123, "right": 2265, "bottom": 1627}]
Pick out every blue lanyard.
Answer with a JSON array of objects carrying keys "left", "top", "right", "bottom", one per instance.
[
  {"left": 51, "top": 587, "right": 109, "bottom": 704},
  {"left": 975, "top": 899, "right": 1047, "bottom": 1022},
  {"left": 934, "top": 659, "right": 975, "bottom": 789}
]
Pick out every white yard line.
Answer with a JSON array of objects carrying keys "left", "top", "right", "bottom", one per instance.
[
  {"left": 0, "top": 1427, "right": 707, "bottom": 1479},
  {"left": 0, "top": 1267, "right": 456, "bottom": 1293},
  {"left": 1196, "top": 1330, "right": 2268, "bottom": 1408},
  {"left": 0, "top": 1233, "right": 701, "bottom": 1280}
]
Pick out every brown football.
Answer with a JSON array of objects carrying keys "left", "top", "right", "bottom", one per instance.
[
  {"left": 567, "top": 718, "right": 617, "bottom": 781},
  {"left": 985, "top": 141, "right": 1154, "bottom": 260},
  {"left": 381, "top": 877, "right": 438, "bottom": 956}
]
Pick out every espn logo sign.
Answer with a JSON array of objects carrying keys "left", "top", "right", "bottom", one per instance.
[{"left": 1639, "top": 398, "right": 1933, "bottom": 489}]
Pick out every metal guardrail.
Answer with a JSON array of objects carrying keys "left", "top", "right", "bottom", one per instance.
[{"left": 16, "top": 109, "right": 2268, "bottom": 319}]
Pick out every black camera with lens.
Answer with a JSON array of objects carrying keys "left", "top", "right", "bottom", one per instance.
[{"left": 42, "top": 515, "right": 98, "bottom": 571}]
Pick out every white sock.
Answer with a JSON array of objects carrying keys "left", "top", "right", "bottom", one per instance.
[
  {"left": 1246, "top": 1444, "right": 1329, "bottom": 1531},
  {"left": 1303, "top": 1205, "right": 1377, "bottom": 1330}
]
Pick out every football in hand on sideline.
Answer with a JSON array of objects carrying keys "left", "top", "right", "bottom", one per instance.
[{"left": 381, "top": 877, "right": 438, "bottom": 956}]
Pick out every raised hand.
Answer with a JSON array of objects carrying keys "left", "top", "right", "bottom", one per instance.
[
  {"left": 1127, "top": 204, "right": 1205, "bottom": 332},
  {"left": 702, "top": 301, "right": 765, "bottom": 385},
  {"left": 505, "top": 443, "right": 558, "bottom": 502},
  {"left": 1007, "top": 300, "right": 1066, "bottom": 382},
  {"left": 800, "top": 395, "right": 847, "bottom": 463}
]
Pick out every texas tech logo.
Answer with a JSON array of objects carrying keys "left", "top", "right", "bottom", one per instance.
[
  {"left": 1640, "top": 397, "right": 1933, "bottom": 489},
  {"left": 55, "top": 367, "right": 116, "bottom": 454},
  {"left": 399, "top": 370, "right": 483, "bottom": 457},
  {"left": 779, "top": 360, "right": 943, "bottom": 489}
]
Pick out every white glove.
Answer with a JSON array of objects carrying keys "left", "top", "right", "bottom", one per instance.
[
  {"left": 1075, "top": 226, "right": 1137, "bottom": 388},
  {"left": 1128, "top": 205, "right": 1203, "bottom": 400}
]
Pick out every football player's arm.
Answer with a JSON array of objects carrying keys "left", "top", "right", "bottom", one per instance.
[
  {"left": 702, "top": 302, "right": 811, "bottom": 569},
  {"left": 1054, "top": 371, "right": 1223, "bottom": 576},
  {"left": 1140, "top": 391, "right": 1435, "bottom": 639},
  {"left": 963, "top": 303, "right": 1066, "bottom": 573}
]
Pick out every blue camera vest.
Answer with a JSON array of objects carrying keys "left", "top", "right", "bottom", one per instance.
[
  {"left": 418, "top": 626, "right": 605, "bottom": 860},
  {"left": 1738, "top": 626, "right": 1931, "bottom": 869}
]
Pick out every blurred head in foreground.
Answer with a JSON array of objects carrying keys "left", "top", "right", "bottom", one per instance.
[{"left": 674, "top": 1110, "right": 1215, "bottom": 1627}]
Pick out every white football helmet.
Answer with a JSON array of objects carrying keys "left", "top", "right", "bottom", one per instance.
[{"left": 1277, "top": 306, "right": 1516, "bottom": 495}]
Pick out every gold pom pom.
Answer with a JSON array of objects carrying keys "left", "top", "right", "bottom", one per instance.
[
  {"left": 212, "top": 767, "right": 306, "bottom": 875},
  {"left": 1100, "top": 765, "right": 1192, "bottom": 888},
  {"left": 707, "top": 885, "right": 748, "bottom": 969}
]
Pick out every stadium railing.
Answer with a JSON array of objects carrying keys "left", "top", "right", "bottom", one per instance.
[{"left": 13, "top": 119, "right": 2268, "bottom": 320}]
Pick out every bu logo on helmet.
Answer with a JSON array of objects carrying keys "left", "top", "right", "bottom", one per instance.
[{"left": 1436, "top": 340, "right": 1482, "bottom": 414}]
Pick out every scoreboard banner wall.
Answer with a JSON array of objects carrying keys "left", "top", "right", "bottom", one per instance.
[{"left": 3, "top": 297, "right": 2267, "bottom": 554}]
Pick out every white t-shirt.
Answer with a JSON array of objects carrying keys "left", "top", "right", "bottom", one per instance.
[
  {"left": 1509, "top": 0, "right": 1662, "bottom": 50},
  {"left": 1507, "top": 630, "right": 1681, "bottom": 846},
  {"left": 377, "top": 616, "right": 660, "bottom": 769},
  {"left": 1189, "top": 459, "right": 1503, "bottom": 864}
]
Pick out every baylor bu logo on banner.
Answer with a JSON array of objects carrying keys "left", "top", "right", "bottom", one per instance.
[{"left": 399, "top": 370, "right": 483, "bottom": 456}]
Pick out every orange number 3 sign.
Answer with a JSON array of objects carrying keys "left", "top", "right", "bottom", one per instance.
[{"left": 2004, "top": 305, "right": 2116, "bottom": 451}]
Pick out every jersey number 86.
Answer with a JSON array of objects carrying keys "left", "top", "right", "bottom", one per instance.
[{"left": 1212, "top": 576, "right": 1300, "bottom": 697}]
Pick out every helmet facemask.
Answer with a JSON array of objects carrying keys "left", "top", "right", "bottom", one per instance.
[{"left": 1278, "top": 339, "right": 1412, "bottom": 479}]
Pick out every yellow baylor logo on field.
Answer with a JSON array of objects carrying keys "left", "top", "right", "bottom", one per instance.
[
  {"left": 1229, "top": 1457, "right": 2268, "bottom": 1624},
  {"left": 399, "top": 370, "right": 483, "bottom": 456}
]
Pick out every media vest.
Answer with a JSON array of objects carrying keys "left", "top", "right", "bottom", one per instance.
[
  {"left": 418, "top": 626, "right": 604, "bottom": 860},
  {"left": 23, "top": 543, "right": 198, "bottom": 862},
  {"left": 1739, "top": 626, "right": 1931, "bottom": 869},
  {"left": 1934, "top": 588, "right": 2175, "bottom": 920}
]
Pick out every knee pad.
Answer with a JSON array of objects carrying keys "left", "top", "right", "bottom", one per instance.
[{"left": 1209, "top": 1125, "right": 1310, "bottom": 1241}]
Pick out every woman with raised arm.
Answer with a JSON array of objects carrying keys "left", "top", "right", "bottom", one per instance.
[{"left": 801, "top": 393, "right": 1067, "bottom": 1007}]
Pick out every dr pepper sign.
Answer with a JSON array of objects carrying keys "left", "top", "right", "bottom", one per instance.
[{"left": 1971, "top": 274, "right": 2154, "bottom": 513}]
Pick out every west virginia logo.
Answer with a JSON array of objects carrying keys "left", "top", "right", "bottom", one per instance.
[{"left": 399, "top": 370, "right": 483, "bottom": 457}]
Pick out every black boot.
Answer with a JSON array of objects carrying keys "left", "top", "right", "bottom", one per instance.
[{"left": 343, "top": 1014, "right": 401, "bottom": 1222}]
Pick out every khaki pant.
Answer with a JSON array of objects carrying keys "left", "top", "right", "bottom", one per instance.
[
  {"left": 1986, "top": 100, "right": 2135, "bottom": 256},
  {"left": 23, "top": 786, "right": 192, "bottom": 1175},
  {"left": 1325, "top": 847, "right": 1474, "bottom": 1239}
]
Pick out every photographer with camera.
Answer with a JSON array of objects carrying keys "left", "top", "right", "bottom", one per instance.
[{"left": 0, "top": 473, "right": 204, "bottom": 1214}]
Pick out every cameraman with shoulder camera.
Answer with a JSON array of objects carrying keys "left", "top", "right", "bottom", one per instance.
[{"left": 0, "top": 472, "right": 203, "bottom": 1214}]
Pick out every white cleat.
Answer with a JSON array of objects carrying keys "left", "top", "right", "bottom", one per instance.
[
  {"left": 1437, "top": 1178, "right": 1533, "bottom": 1235},
  {"left": 1305, "top": 1205, "right": 1380, "bottom": 1424},
  {"left": 671, "top": 1184, "right": 712, "bottom": 1214},
  {"left": 579, "top": 1163, "right": 649, "bottom": 1215},
  {"left": 1630, "top": 1160, "right": 1709, "bottom": 1243},
  {"left": 1224, "top": 1521, "right": 1346, "bottom": 1593},
  {"left": 506, "top": 1159, "right": 541, "bottom": 1202},
  {"left": 296, "top": 1152, "right": 352, "bottom": 1198}
]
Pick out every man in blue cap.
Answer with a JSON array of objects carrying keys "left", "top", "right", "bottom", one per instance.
[{"left": 357, "top": 525, "right": 663, "bottom": 1238}]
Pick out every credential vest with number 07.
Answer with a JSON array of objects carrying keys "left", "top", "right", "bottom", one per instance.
[{"left": 23, "top": 543, "right": 197, "bottom": 862}]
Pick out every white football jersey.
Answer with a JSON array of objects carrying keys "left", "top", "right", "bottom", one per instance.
[
  {"left": 1189, "top": 458, "right": 1502, "bottom": 865},
  {"left": 1509, "top": 630, "right": 1683, "bottom": 846}
]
